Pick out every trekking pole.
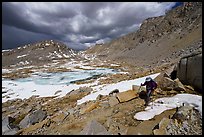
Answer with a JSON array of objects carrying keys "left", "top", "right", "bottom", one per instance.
[
  {"left": 137, "top": 85, "right": 143, "bottom": 95},
  {"left": 138, "top": 85, "right": 141, "bottom": 92},
  {"left": 151, "top": 98, "right": 154, "bottom": 109},
  {"left": 151, "top": 90, "right": 155, "bottom": 109}
]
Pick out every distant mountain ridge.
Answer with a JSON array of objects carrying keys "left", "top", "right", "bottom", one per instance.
[
  {"left": 2, "top": 2, "right": 202, "bottom": 70},
  {"left": 2, "top": 40, "right": 78, "bottom": 67},
  {"left": 85, "top": 2, "right": 202, "bottom": 69}
]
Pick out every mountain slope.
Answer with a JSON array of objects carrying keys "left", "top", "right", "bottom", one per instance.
[
  {"left": 85, "top": 2, "right": 202, "bottom": 70},
  {"left": 2, "top": 40, "right": 78, "bottom": 67}
]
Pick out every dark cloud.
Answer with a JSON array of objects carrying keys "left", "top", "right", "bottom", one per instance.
[
  {"left": 2, "top": 2, "right": 177, "bottom": 50},
  {"left": 2, "top": 24, "right": 57, "bottom": 49}
]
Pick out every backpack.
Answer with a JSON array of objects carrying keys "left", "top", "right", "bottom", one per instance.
[{"left": 151, "top": 80, "right": 157, "bottom": 89}]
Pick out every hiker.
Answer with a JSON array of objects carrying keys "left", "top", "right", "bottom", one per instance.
[{"left": 141, "top": 77, "right": 157, "bottom": 106}]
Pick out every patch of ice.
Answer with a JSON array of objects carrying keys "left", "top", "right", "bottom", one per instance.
[{"left": 134, "top": 94, "right": 202, "bottom": 121}]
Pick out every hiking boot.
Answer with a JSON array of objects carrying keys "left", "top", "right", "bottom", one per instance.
[{"left": 144, "top": 102, "right": 149, "bottom": 106}]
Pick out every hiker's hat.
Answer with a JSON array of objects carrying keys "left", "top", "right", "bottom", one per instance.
[{"left": 145, "top": 77, "right": 152, "bottom": 82}]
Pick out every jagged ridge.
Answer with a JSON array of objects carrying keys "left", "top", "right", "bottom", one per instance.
[{"left": 86, "top": 2, "right": 202, "bottom": 70}]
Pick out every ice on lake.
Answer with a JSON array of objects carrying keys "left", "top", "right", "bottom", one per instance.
[
  {"left": 15, "top": 68, "right": 118, "bottom": 85},
  {"left": 2, "top": 67, "right": 119, "bottom": 103}
]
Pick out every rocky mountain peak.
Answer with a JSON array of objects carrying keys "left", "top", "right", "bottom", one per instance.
[
  {"left": 85, "top": 2, "right": 202, "bottom": 70},
  {"left": 2, "top": 40, "right": 77, "bottom": 67}
]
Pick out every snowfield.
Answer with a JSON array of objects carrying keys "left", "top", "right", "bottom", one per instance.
[
  {"left": 134, "top": 93, "right": 202, "bottom": 120},
  {"left": 77, "top": 73, "right": 160, "bottom": 105}
]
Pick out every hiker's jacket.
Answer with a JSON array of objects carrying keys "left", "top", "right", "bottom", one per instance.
[{"left": 141, "top": 80, "right": 157, "bottom": 90}]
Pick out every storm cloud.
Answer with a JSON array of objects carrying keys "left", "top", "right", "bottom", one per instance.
[{"left": 2, "top": 2, "right": 178, "bottom": 50}]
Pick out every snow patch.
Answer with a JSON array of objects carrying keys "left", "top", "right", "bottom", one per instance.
[
  {"left": 134, "top": 94, "right": 202, "bottom": 121},
  {"left": 2, "top": 49, "right": 12, "bottom": 52},
  {"left": 17, "top": 61, "right": 29, "bottom": 65},
  {"left": 17, "top": 54, "right": 28, "bottom": 58},
  {"left": 63, "top": 54, "right": 70, "bottom": 58},
  {"left": 2, "top": 69, "right": 11, "bottom": 74},
  {"left": 110, "top": 64, "right": 120, "bottom": 67},
  {"left": 77, "top": 73, "right": 160, "bottom": 105}
]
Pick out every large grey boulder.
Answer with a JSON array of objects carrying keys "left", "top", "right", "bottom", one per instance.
[
  {"left": 80, "top": 120, "right": 112, "bottom": 135},
  {"left": 155, "top": 73, "right": 186, "bottom": 91},
  {"left": 173, "top": 78, "right": 186, "bottom": 91},
  {"left": 176, "top": 51, "right": 202, "bottom": 91},
  {"left": 153, "top": 105, "right": 202, "bottom": 135},
  {"left": 157, "top": 77, "right": 175, "bottom": 91},
  {"left": 2, "top": 116, "right": 19, "bottom": 135},
  {"left": 19, "top": 109, "right": 47, "bottom": 129}
]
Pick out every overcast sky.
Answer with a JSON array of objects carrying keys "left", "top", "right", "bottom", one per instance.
[{"left": 2, "top": 2, "right": 182, "bottom": 50}]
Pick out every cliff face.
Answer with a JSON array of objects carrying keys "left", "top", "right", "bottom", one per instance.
[{"left": 85, "top": 2, "right": 202, "bottom": 69}]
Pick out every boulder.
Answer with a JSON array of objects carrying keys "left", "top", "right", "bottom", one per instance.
[
  {"left": 173, "top": 78, "right": 186, "bottom": 91},
  {"left": 80, "top": 102, "right": 100, "bottom": 114},
  {"left": 165, "top": 65, "right": 177, "bottom": 79},
  {"left": 153, "top": 118, "right": 171, "bottom": 135},
  {"left": 52, "top": 113, "right": 67, "bottom": 123},
  {"left": 185, "top": 85, "right": 194, "bottom": 91},
  {"left": 96, "top": 94, "right": 103, "bottom": 100},
  {"left": 165, "top": 105, "right": 202, "bottom": 135},
  {"left": 116, "top": 90, "right": 138, "bottom": 103},
  {"left": 99, "top": 101, "right": 110, "bottom": 108},
  {"left": 19, "top": 109, "right": 47, "bottom": 129},
  {"left": 176, "top": 51, "right": 202, "bottom": 91},
  {"left": 157, "top": 77, "right": 175, "bottom": 91},
  {"left": 3, "top": 128, "right": 19, "bottom": 135},
  {"left": 155, "top": 71, "right": 186, "bottom": 91},
  {"left": 172, "top": 105, "right": 194, "bottom": 122},
  {"left": 2, "top": 116, "right": 19, "bottom": 135},
  {"left": 124, "top": 126, "right": 144, "bottom": 135},
  {"left": 108, "top": 96, "right": 119, "bottom": 107},
  {"left": 79, "top": 86, "right": 93, "bottom": 93},
  {"left": 109, "top": 89, "right": 119, "bottom": 95},
  {"left": 154, "top": 72, "right": 173, "bottom": 90},
  {"left": 80, "top": 120, "right": 111, "bottom": 135},
  {"left": 69, "top": 87, "right": 93, "bottom": 95},
  {"left": 154, "top": 72, "right": 171, "bottom": 82}
]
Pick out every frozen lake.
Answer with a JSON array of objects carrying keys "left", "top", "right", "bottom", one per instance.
[
  {"left": 2, "top": 67, "right": 120, "bottom": 102},
  {"left": 14, "top": 68, "right": 118, "bottom": 85}
]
